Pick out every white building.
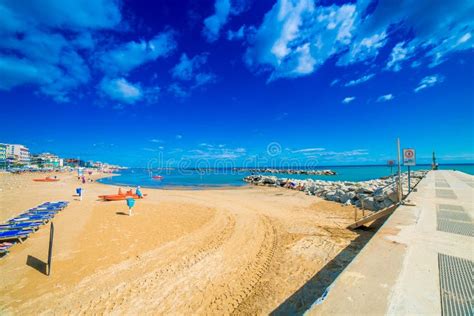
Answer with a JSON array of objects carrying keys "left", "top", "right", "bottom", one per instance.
[
  {"left": 31, "top": 152, "right": 63, "bottom": 168},
  {"left": 5, "top": 144, "right": 30, "bottom": 164}
]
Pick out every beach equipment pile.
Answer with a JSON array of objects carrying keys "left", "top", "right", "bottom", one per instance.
[
  {"left": 0, "top": 201, "right": 69, "bottom": 257},
  {"left": 98, "top": 189, "right": 145, "bottom": 201},
  {"left": 244, "top": 171, "right": 428, "bottom": 211}
]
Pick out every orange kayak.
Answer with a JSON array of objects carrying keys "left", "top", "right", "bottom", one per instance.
[
  {"left": 33, "top": 178, "right": 59, "bottom": 182},
  {"left": 102, "top": 194, "right": 145, "bottom": 201}
]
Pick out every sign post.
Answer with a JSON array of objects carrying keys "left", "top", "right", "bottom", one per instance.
[
  {"left": 397, "top": 139, "right": 402, "bottom": 203},
  {"left": 47, "top": 222, "right": 54, "bottom": 276},
  {"left": 403, "top": 148, "right": 416, "bottom": 194}
]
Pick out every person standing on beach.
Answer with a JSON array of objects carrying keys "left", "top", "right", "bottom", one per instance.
[
  {"left": 126, "top": 198, "right": 135, "bottom": 216},
  {"left": 136, "top": 186, "right": 143, "bottom": 198}
]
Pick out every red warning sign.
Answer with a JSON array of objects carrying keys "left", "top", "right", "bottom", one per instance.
[{"left": 403, "top": 148, "right": 416, "bottom": 166}]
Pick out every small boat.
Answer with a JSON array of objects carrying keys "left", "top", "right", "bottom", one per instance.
[
  {"left": 152, "top": 175, "right": 164, "bottom": 180},
  {"left": 102, "top": 194, "right": 145, "bottom": 201},
  {"left": 33, "top": 177, "right": 59, "bottom": 182}
]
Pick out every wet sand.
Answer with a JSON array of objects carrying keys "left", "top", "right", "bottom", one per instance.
[{"left": 0, "top": 172, "right": 379, "bottom": 314}]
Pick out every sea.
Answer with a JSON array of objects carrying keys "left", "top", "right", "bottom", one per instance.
[{"left": 97, "top": 164, "right": 474, "bottom": 189}]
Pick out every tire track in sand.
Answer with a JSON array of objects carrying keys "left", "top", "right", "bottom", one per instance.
[
  {"left": 13, "top": 210, "right": 235, "bottom": 315},
  {"left": 79, "top": 212, "right": 237, "bottom": 314},
  {"left": 203, "top": 214, "right": 278, "bottom": 314}
]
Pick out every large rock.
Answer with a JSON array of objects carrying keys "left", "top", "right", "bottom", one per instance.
[
  {"left": 361, "top": 197, "right": 376, "bottom": 211},
  {"left": 325, "top": 191, "right": 339, "bottom": 202},
  {"left": 387, "top": 189, "right": 399, "bottom": 203},
  {"left": 340, "top": 191, "right": 356, "bottom": 203}
]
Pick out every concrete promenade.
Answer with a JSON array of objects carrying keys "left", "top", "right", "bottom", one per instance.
[{"left": 307, "top": 170, "right": 474, "bottom": 315}]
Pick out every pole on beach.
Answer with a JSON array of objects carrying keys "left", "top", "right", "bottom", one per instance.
[
  {"left": 397, "top": 138, "right": 402, "bottom": 203},
  {"left": 47, "top": 222, "right": 54, "bottom": 276},
  {"left": 408, "top": 166, "right": 411, "bottom": 194}
]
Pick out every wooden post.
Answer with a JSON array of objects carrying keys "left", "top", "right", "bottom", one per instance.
[{"left": 47, "top": 222, "right": 54, "bottom": 276}]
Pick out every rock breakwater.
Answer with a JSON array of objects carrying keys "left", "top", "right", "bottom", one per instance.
[
  {"left": 244, "top": 171, "right": 427, "bottom": 211},
  {"left": 236, "top": 168, "right": 336, "bottom": 175}
]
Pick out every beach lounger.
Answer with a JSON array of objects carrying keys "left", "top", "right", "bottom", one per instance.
[
  {"left": 8, "top": 218, "right": 48, "bottom": 225},
  {"left": 0, "top": 241, "right": 14, "bottom": 254},
  {"left": 0, "top": 229, "right": 32, "bottom": 242},
  {"left": 0, "top": 222, "right": 42, "bottom": 231},
  {"left": 9, "top": 214, "right": 52, "bottom": 223},
  {"left": 38, "top": 201, "right": 68, "bottom": 208},
  {"left": 26, "top": 209, "right": 58, "bottom": 216},
  {"left": 35, "top": 204, "right": 65, "bottom": 210},
  {"left": 17, "top": 211, "right": 55, "bottom": 218},
  {"left": 36, "top": 202, "right": 68, "bottom": 210},
  {"left": 0, "top": 242, "right": 14, "bottom": 256}
]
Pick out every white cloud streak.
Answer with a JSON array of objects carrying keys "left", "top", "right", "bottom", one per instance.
[
  {"left": 414, "top": 75, "right": 444, "bottom": 92},
  {"left": 342, "top": 96, "right": 356, "bottom": 104}
]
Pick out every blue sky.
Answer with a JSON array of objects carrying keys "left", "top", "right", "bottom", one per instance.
[{"left": 0, "top": 0, "right": 473, "bottom": 167}]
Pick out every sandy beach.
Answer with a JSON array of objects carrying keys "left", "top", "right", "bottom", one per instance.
[{"left": 0, "top": 172, "right": 381, "bottom": 314}]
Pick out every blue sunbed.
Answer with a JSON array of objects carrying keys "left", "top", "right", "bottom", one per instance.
[
  {"left": 0, "top": 229, "right": 32, "bottom": 242},
  {"left": 0, "top": 222, "right": 42, "bottom": 231},
  {"left": 9, "top": 214, "right": 52, "bottom": 223}
]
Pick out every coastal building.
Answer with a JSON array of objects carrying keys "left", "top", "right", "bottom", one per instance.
[
  {"left": 64, "top": 158, "right": 86, "bottom": 167},
  {"left": 31, "top": 153, "right": 63, "bottom": 168},
  {"left": 4, "top": 144, "right": 30, "bottom": 165},
  {"left": 0, "top": 144, "right": 6, "bottom": 169}
]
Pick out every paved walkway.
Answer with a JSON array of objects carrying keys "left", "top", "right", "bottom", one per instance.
[{"left": 307, "top": 170, "right": 474, "bottom": 315}]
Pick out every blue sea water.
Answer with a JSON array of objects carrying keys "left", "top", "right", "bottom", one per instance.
[{"left": 97, "top": 164, "right": 474, "bottom": 189}]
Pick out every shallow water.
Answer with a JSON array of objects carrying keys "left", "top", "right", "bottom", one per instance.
[{"left": 98, "top": 164, "right": 474, "bottom": 188}]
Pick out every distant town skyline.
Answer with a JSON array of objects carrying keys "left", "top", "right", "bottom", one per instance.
[{"left": 0, "top": 0, "right": 473, "bottom": 167}]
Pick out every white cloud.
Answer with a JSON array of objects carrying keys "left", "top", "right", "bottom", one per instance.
[
  {"left": 193, "top": 73, "right": 217, "bottom": 88},
  {"left": 167, "top": 83, "right": 189, "bottom": 98},
  {"left": 377, "top": 94, "right": 394, "bottom": 102},
  {"left": 292, "top": 147, "right": 326, "bottom": 153},
  {"left": 344, "top": 73, "right": 375, "bottom": 87},
  {"left": 0, "top": 0, "right": 120, "bottom": 101},
  {"left": 150, "top": 139, "right": 163, "bottom": 143},
  {"left": 99, "top": 77, "right": 142, "bottom": 104},
  {"left": 414, "top": 75, "right": 444, "bottom": 93},
  {"left": 303, "top": 149, "right": 370, "bottom": 163},
  {"left": 245, "top": 0, "right": 357, "bottom": 80},
  {"left": 457, "top": 33, "right": 472, "bottom": 45},
  {"left": 227, "top": 25, "right": 246, "bottom": 40},
  {"left": 169, "top": 53, "right": 216, "bottom": 95},
  {"left": 243, "top": 0, "right": 474, "bottom": 80},
  {"left": 342, "top": 96, "right": 355, "bottom": 104},
  {"left": 176, "top": 134, "right": 183, "bottom": 139},
  {"left": 199, "top": 143, "right": 213, "bottom": 147},
  {"left": 97, "top": 31, "right": 176, "bottom": 75},
  {"left": 337, "top": 31, "right": 387, "bottom": 66},
  {"left": 186, "top": 146, "right": 247, "bottom": 159},
  {"left": 202, "top": 0, "right": 232, "bottom": 42},
  {"left": 386, "top": 42, "right": 414, "bottom": 71},
  {"left": 171, "top": 53, "right": 208, "bottom": 81}
]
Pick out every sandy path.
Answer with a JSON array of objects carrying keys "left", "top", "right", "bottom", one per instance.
[{"left": 0, "top": 172, "right": 378, "bottom": 315}]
